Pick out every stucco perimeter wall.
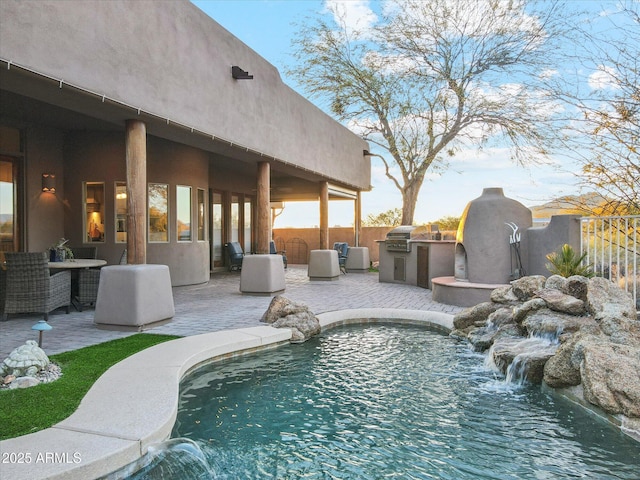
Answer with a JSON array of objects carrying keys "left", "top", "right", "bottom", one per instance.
[
  {"left": 272, "top": 227, "right": 457, "bottom": 264},
  {"left": 273, "top": 227, "right": 390, "bottom": 264},
  {"left": 0, "top": 0, "right": 370, "bottom": 190}
]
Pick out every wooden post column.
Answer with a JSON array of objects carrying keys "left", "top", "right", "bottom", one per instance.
[
  {"left": 354, "top": 191, "right": 362, "bottom": 247},
  {"left": 256, "top": 161, "right": 271, "bottom": 254},
  {"left": 319, "top": 181, "right": 329, "bottom": 250},
  {"left": 125, "top": 119, "right": 147, "bottom": 264}
]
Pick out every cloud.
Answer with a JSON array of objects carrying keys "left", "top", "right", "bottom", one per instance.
[
  {"left": 324, "top": 0, "right": 377, "bottom": 37},
  {"left": 588, "top": 65, "right": 621, "bottom": 90}
]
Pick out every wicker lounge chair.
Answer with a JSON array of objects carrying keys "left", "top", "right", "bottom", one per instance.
[{"left": 2, "top": 252, "right": 71, "bottom": 321}]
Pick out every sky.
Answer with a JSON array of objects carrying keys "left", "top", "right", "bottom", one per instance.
[{"left": 190, "top": 0, "right": 619, "bottom": 228}]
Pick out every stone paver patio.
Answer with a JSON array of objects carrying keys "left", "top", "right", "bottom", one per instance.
[{"left": 0, "top": 266, "right": 463, "bottom": 359}]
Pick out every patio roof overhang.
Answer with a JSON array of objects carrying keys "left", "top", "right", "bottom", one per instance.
[{"left": 0, "top": 60, "right": 369, "bottom": 202}]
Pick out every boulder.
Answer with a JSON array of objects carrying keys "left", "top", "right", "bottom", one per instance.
[
  {"left": 581, "top": 342, "right": 640, "bottom": 418},
  {"left": 486, "top": 307, "right": 515, "bottom": 328},
  {"left": 535, "top": 288, "right": 586, "bottom": 315},
  {"left": 467, "top": 326, "right": 497, "bottom": 352},
  {"left": 490, "top": 286, "right": 519, "bottom": 304},
  {"left": 491, "top": 336, "right": 558, "bottom": 384},
  {"left": 594, "top": 311, "right": 640, "bottom": 346},
  {"left": 563, "top": 275, "right": 589, "bottom": 302},
  {"left": 261, "top": 295, "right": 320, "bottom": 343},
  {"left": 545, "top": 275, "right": 567, "bottom": 291},
  {"left": 453, "top": 302, "right": 499, "bottom": 331},
  {"left": 512, "top": 298, "right": 546, "bottom": 324},
  {"left": 261, "top": 295, "right": 309, "bottom": 324},
  {"left": 272, "top": 311, "right": 321, "bottom": 343},
  {"left": 9, "top": 376, "right": 40, "bottom": 389},
  {"left": 522, "top": 309, "right": 597, "bottom": 338},
  {"left": 587, "top": 277, "right": 637, "bottom": 318},
  {"left": 511, "top": 275, "right": 547, "bottom": 301},
  {"left": 543, "top": 331, "right": 593, "bottom": 388}
]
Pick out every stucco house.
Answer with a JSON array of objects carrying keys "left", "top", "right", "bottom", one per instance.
[{"left": 0, "top": 0, "right": 371, "bottom": 285}]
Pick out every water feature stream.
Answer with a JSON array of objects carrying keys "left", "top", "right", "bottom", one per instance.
[{"left": 125, "top": 324, "right": 639, "bottom": 479}]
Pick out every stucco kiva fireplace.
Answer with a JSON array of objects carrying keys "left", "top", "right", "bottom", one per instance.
[
  {"left": 431, "top": 187, "right": 583, "bottom": 307},
  {"left": 454, "top": 187, "right": 532, "bottom": 284}
]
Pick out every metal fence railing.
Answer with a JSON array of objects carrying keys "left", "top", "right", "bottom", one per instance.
[{"left": 580, "top": 215, "right": 639, "bottom": 310}]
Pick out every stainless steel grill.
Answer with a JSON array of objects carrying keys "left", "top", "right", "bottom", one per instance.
[{"left": 385, "top": 226, "right": 418, "bottom": 252}]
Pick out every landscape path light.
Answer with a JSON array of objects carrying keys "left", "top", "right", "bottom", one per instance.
[{"left": 32, "top": 320, "right": 52, "bottom": 348}]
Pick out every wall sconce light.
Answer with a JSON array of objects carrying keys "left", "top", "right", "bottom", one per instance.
[
  {"left": 42, "top": 173, "right": 56, "bottom": 193},
  {"left": 232, "top": 66, "right": 253, "bottom": 80}
]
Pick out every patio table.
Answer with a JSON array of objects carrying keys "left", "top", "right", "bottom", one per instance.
[
  {"left": 48, "top": 259, "right": 107, "bottom": 270},
  {"left": 48, "top": 259, "right": 107, "bottom": 310}
]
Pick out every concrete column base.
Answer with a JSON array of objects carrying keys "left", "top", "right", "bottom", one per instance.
[
  {"left": 94, "top": 265, "right": 175, "bottom": 331},
  {"left": 308, "top": 249, "right": 340, "bottom": 281},
  {"left": 345, "top": 247, "right": 370, "bottom": 273},
  {"left": 240, "top": 255, "right": 286, "bottom": 295}
]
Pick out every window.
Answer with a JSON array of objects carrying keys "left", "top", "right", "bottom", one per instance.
[
  {"left": 0, "top": 125, "right": 23, "bottom": 253},
  {"left": 84, "top": 182, "right": 105, "bottom": 243},
  {"left": 115, "top": 182, "right": 127, "bottom": 243},
  {"left": 148, "top": 183, "right": 168, "bottom": 242},
  {"left": 212, "top": 192, "right": 223, "bottom": 267},
  {"left": 231, "top": 194, "right": 239, "bottom": 243},
  {"left": 177, "top": 185, "right": 192, "bottom": 242},
  {"left": 244, "top": 198, "right": 252, "bottom": 253},
  {"left": 197, "top": 188, "right": 206, "bottom": 241}
]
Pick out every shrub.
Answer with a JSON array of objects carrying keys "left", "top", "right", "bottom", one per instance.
[{"left": 545, "top": 244, "right": 594, "bottom": 278}]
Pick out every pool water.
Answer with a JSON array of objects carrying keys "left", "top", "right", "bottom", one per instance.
[{"left": 136, "top": 325, "right": 639, "bottom": 479}]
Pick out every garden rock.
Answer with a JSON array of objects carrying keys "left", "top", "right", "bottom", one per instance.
[
  {"left": 587, "top": 277, "right": 636, "bottom": 318},
  {"left": 261, "top": 295, "right": 320, "bottom": 343},
  {"left": 581, "top": 342, "right": 640, "bottom": 418},
  {"left": 452, "top": 302, "right": 499, "bottom": 331},
  {"left": 511, "top": 275, "right": 546, "bottom": 301},
  {"left": 563, "top": 275, "right": 589, "bottom": 302},
  {"left": 535, "top": 288, "right": 585, "bottom": 315}
]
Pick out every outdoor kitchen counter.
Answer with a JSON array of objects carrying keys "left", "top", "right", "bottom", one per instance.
[{"left": 377, "top": 239, "right": 455, "bottom": 288}]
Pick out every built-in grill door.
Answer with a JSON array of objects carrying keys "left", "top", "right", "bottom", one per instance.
[
  {"left": 417, "top": 245, "right": 429, "bottom": 288},
  {"left": 394, "top": 256, "right": 406, "bottom": 281}
]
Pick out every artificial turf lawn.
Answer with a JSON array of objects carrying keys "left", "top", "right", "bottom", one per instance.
[{"left": 0, "top": 333, "right": 180, "bottom": 440}]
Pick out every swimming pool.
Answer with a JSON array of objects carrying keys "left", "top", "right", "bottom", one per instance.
[{"left": 131, "top": 324, "right": 639, "bottom": 479}]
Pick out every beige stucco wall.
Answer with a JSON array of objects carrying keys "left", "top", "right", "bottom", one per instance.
[
  {"left": 63, "top": 132, "right": 210, "bottom": 285},
  {"left": 25, "top": 126, "right": 66, "bottom": 252},
  {"left": 0, "top": 0, "right": 370, "bottom": 190}
]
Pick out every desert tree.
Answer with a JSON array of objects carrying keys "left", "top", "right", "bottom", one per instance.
[
  {"left": 290, "top": 0, "right": 573, "bottom": 224},
  {"left": 551, "top": 2, "right": 639, "bottom": 214},
  {"left": 362, "top": 208, "right": 403, "bottom": 226}
]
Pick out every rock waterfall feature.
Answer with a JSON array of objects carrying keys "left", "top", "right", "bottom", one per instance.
[{"left": 452, "top": 274, "right": 640, "bottom": 441}]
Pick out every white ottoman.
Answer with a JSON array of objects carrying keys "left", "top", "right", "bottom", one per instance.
[
  {"left": 94, "top": 264, "right": 175, "bottom": 330},
  {"left": 240, "top": 254, "right": 286, "bottom": 294},
  {"left": 345, "top": 247, "right": 370, "bottom": 273},
  {"left": 308, "top": 249, "right": 340, "bottom": 281}
]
